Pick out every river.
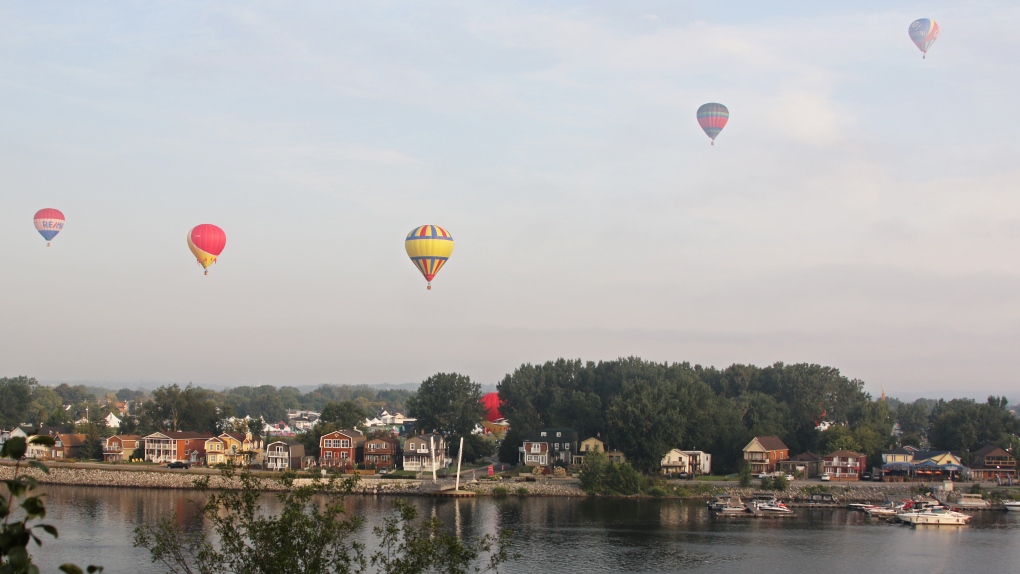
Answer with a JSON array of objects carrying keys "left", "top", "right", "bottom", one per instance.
[{"left": 30, "top": 485, "right": 1020, "bottom": 573}]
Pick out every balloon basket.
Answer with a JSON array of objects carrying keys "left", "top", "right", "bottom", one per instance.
[
  {"left": 47, "top": 242, "right": 51, "bottom": 247},
  {"left": 427, "top": 283, "right": 432, "bottom": 291},
  {"left": 204, "top": 270, "right": 209, "bottom": 276}
]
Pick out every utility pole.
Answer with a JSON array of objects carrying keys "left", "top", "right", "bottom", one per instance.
[{"left": 455, "top": 436, "right": 464, "bottom": 492}]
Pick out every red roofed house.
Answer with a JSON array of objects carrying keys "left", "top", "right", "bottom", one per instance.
[
  {"left": 143, "top": 431, "right": 211, "bottom": 464},
  {"left": 364, "top": 436, "right": 401, "bottom": 471},
  {"left": 318, "top": 429, "right": 366, "bottom": 471},
  {"left": 743, "top": 436, "right": 790, "bottom": 475},
  {"left": 53, "top": 433, "right": 88, "bottom": 460}
]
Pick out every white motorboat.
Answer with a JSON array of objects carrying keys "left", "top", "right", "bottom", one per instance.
[
  {"left": 1004, "top": 501, "right": 1020, "bottom": 512},
  {"left": 848, "top": 503, "right": 878, "bottom": 511},
  {"left": 951, "top": 493, "right": 991, "bottom": 509},
  {"left": 752, "top": 500, "right": 794, "bottom": 514},
  {"left": 866, "top": 501, "right": 906, "bottom": 518},
  {"left": 897, "top": 508, "right": 971, "bottom": 526}
]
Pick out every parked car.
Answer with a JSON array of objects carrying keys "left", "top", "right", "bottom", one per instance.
[
  {"left": 820, "top": 472, "right": 831, "bottom": 482},
  {"left": 862, "top": 472, "right": 872, "bottom": 481},
  {"left": 785, "top": 474, "right": 795, "bottom": 481},
  {"left": 379, "top": 468, "right": 389, "bottom": 475},
  {"left": 758, "top": 472, "right": 768, "bottom": 479},
  {"left": 166, "top": 461, "right": 189, "bottom": 469},
  {"left": 677, "top": 471, "right": 691, "bottom": 479}
]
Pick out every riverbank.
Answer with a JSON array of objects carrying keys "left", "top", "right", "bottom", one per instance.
[{"left": 3, "top": 462, "right": 1014, "bottom": 504}]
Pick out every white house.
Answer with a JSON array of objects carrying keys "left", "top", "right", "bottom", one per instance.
[
  {"left": 661, "top": 449, "right": 692, "bottom": 474},
  {"left": 104, "top": 412, "right": 122, "bottom": 429}
]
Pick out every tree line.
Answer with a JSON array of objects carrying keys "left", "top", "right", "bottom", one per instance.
[{"left": 3, "top": 361, "right": 1018, "bottom": 473}]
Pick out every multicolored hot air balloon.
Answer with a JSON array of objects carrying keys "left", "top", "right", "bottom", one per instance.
[
  {"left": 34, "top": 208, "right": 65, "bottom": 247},
  {"left": 909, "top": 18, "right": 939, "bottom": 59},
  {"left": 187, "top": 224, "right": 226, "bottom": 276},
  {"left": 696, "top": 103, "right": 729, "bottom": 145},
  {"left": 405, "top": 225, "right": 454, "bottom": 290}
]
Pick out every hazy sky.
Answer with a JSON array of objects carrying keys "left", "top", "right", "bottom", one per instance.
[{"left": 3, "top": 2, "right": 1019, "bottom": 399}]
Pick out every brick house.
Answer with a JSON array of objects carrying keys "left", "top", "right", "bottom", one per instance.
[
  {"left": 743, "top": 436, "right": 790, "bottom": 475},
  {"left": 318, "top": 429, "right": 366, "bottom": 470},
  {"left": 364, "top": 436, "right": 401, "bottom": 471},
  {"left": 143, "top": 431, "right": 211, "bottom": 464},
  {"left": 53, "top": 433, "right": 88, "bottom": 460},
  {"left": 104, "top": 434, "right": 144, "bottom": 463},
  {"left": 823, "top": 450, "right": 867, "bottom": 481}
]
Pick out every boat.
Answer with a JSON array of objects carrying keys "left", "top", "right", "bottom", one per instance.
[
  {"left": 756, "top": 500, "right": 793, "bottom": 514},
  {"left": 897, "top": 508, "right": 971, "bottom": 526},
  {"left": 1004, "top": 501, "right": 1020, "bottom": 512},
  {"left": 848, "top": 503, "right": 878, "bottom": 511},
  {"left": 712, "top": 495, "right": 749, "bottom": 515},
  {"left": 866, "top": 501, "right": 907, "bottom": 518},
  {"left": 707, "top": 494, "right": 735, "bottom": 511},
  {"left": 951, "top": 493, "right": 991, "bottom": 509},
  {"left": 890, "top": 498, "right": 945, "bottom": 523}
]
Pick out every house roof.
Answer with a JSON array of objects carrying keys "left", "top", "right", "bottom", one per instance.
[
  {"left": 110, "top": 435, "right": 143, "bottom": 442},
  {"left": 751, "top": 436, "right": 789, "bottom": 452},
  {"left": 972, "top": 444, "right": 1012, "bottom": 459},
  {"left": 825, "top": 450, "right": 865, "bottom": 458},
  {"left": 788, "top": 452, "right": 823, "bottom": 462},
  {"left": 57, "top": 433, "right": 88, "bottom": 447},
  {"left": 147, "top": 431, "right": 211, "bottom": 440},
  {"left": 220, "top": 432, "right": 249, "bottom": 442},
  {"left": 524, "top": 428, "right": 578, "bottom": 442},
  {"left": 267, "top": 439, "right": 303, "bottom": 447},
  {"left": 911, "top": 450, "right": 957, "bottom": 462},
  {"left": 886, "top": 447, "right": 915, "bottom": 455}
]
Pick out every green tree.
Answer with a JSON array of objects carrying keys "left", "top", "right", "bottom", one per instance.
[
  {"left": 738, "top": 460, "right": 752, "bottom": 488},
  {"left": 320, "top": 401, "right": 369, "bottom": 430},
  {"left": 137, "top": 384, "right": 219, "bottom": 433},
  {"left": 829, "top": 435, "right": 863, "bottom": 453},
  {"left": 0, "top": 376, "right": 37, "bottom": 429},
  {"left": 1, "top": 436, "right": 103, "bottom": 574},
  {"left": 53, "top": 383, "right": 93, "bottom": 406},
  {"left": 406, "top": 373, "right": 485, "bottom": 437},
  {"left": 134, "top": 469, "right": 514, "bottom": 574}
]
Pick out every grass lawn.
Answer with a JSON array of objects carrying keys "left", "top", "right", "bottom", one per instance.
[{"left": 695, "top": 474, "right": 736, "bottom": 481}]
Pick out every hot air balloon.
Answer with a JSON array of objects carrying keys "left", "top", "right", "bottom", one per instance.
[
  {"left": 187, "top": 224, "right": 226, "bottom": 276},
  {"left": 480, "top": 392, "right": 503, "bottom": 423},
  {"left": 909, "top": 18, "right": 939, "bottom": 58},
  {"left": 34, "top": 208, "right": 65, "bottom": 247},
  {"left": 696, "top": 103, "right": 729, "bottom": 145},
  {"left": 405, "top": 225, "right": 453, "bottom": 290}
]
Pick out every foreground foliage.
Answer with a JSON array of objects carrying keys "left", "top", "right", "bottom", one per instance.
[
  {"left": 133, "top": 469, "right": 516, "bottom": 574},
  {"left": 0, "top": 436, "right": 102, "bottom": 574}
]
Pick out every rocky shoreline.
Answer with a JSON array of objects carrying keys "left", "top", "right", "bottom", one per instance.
[{"left": 1, "top": 464, "right": 946, "bottom": 501}]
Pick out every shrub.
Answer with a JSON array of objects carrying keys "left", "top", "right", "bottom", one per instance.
[
  {"left": 738, "top": 461, "right": 752, "bottom": 488},
  {"left": 969, "top": 483, "right": 984, "bottom": 495},
  {"left": 492, "top": 486, "right": 509, "bottom": 497},
  {"left": 516, "top": 487, "right": 529, "bottom": 496},
  {"left": 553, "top": 466, "right": 567, "bottom": 478},
  {"left": 648, "top": 486, "right": 667, "bottom": 497},
  {"left": 772, "top": 475, "right": 790, "bottom": 491}
]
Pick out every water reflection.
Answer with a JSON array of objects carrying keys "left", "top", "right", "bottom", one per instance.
[{"left": 33, "top": 486, "right": 1020, "bottom": 573}]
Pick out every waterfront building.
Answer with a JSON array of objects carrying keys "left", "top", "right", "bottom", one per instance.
[
  {"left": 777, "top": 452, "right": 824, "bottom": 478},
  {"left": 318, "top": 428, "right": 366, "bottom": 471},
  {"left": 143, "top": 431, "right": 212, "bottom": 464},
  {"left": 520, "top": 428, "right": 578, "bottom": 468},
  {"left": 104, "top": 434, "right": 143, "bottom": 463},
  {"left": 968, "top": 445, "right": 1016, "bottom": 482},
  {"left": 822, "top": 450, "right": 867, "bottom": 481},
  {"left": 403, "top": 432, "right": 446, "bottom": 472},
  {"left": 265, "top": 439, "right": 306, "bottom": 471},
  {"left": 743, "top": 436, "right": 790, "bottom": 475},
  {"left": 364, "top": 436, "right": 401, "bottom": 471}
]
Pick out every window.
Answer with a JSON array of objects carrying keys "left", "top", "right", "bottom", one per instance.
[
  {"left": 540, "top": 432, "right": 547, "bottom": 437},
  {"left": 324, "top": 451, "right": 334, "bottom": 458},
  {"left": 554, "top": 443, "right": 560, "bottom": 450},
  {"left": 341, "top": 452, "right": 349, "bottom": 460},
  {"left": 556, "top": 432, "right": 561, "bottom": 437},
  {"left": 530, "top": 443, "right": 542, "bottom": 453},
  {"left": 340, "top": 440, "right": 350, "bottom": 448},
  {"left": 369, "top": 443, "right": 377, "bottom": 450}
]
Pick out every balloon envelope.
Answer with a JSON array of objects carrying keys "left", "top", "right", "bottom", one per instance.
[
  {"left": 405, "top": 225, "right": 454, "bottom": 289},
  {"left": 188, "top": 224, "right": 226, "bottom": 273},
  {"left": 34, "top": 208, "right": 65, "bottom": 244},
  {"left": 697, "top": 103, "right": 729, "bottom": 143},
  {"left": 909, "top": 18, "right": 939, "bottom": 56},
  {"left": 481, "top": 392, "right": 503, "bottom": 423}
]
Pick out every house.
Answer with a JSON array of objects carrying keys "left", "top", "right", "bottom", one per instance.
[
  {"left": 0, "top": 429, "right": 9, "bottom": 447},
  {"left": 15, "top": 426, "right": 63, "bottom": 459},
  {"left": 286, "top": 410, "right": 320, "bottom": 431},
  {"left": 104, "top": 435, "right": 143, "bottom": 463},
  {"left": 103, "top": 412, "right": 122, "bottom": 430},
  {"left": 318, "top": 428, "right": 366, "bottom": 470},
  {"left": 364, "top": 436, "right": 401, "bottom": 471},
  {"left": 403, "top": 432, "right": 446, "bottom": 472},
  {"left": 265, "top": 440, "right": 306, "bottom": 471},
  {"left": 143, "top": 431, "right": 212, "bottom": 464},
  {"left": 967, "top": 445, "right": 1016, "bottom": 482},
  {"left": 661, "top": 449, "right": 692, "bottom": 474},
  {"left": 571, "top": 436, "right": 624, "bottom": 466},
  {"left": 520, "top": 428, "right": 578, "bottom": 467},
  {"left": 53, "top": 433, "right": 88, "bottom": 460},
  {"left": 881, "top": 446, "right": 919, "bottom": 464},
  {"left": 205, "top": 432, "right": 265, "bottom": 466},
  {"left": 823, "top": 450, "right": 867, "bottom": 481},
  {"left": 742, "top": 436, "right": 790, "bottom": 474},
  {"left": 777, "top": 452, "right": 825, "bottom": 478},
  {"left": 681, "top": 450, "right": 711, "bottom": 475}
]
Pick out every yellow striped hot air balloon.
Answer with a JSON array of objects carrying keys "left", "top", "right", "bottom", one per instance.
[{"left": 405, "top": 225, "right": 454, "bottom": 290}]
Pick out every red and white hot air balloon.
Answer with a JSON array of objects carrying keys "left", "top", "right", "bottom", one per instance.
[{"left": 34, "top": 208, "right": 65, "bottom": 246}]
